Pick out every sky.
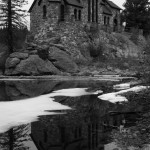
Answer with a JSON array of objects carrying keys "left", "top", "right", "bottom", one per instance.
[{"left": 26, "top": 0, "right": 125, "bottom": 10}]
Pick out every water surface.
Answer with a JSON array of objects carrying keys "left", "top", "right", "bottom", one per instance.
[{"left": 0, "top": 79, "right": 149, "bottom": 150}]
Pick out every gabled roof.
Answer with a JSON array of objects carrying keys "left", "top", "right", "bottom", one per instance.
[
  {"left": 29, "top": 0, "right": 83, "bottom": 13},
  {"left": 102, "top": 5, "right": 112, "bottom": 15},
  {"left": 100, "top": 0, "right": 122, "bottom": 10},
  {"left": 107, "top": 0, "right": 122, "bottom": 10},
  {"left": 29, "top": 0, "right": 61, "bottom": 12},
  {"left": 65, "top": 0, "right": 83, "bottom": 7}
]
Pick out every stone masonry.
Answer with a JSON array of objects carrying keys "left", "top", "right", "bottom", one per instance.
[{"left": 29, "top": 0, "right": 122, "bottom": 34}]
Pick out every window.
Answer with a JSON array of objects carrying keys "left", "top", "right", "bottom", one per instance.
[
  {"left": 88, "top": 0, "right": 98, "bottom": 22},
  {"left": 92, "top": 0, "right": 94, "bottom": 22},
  {"left": 104, "top": 16, "right": 106, "bottom": 25},
  {"left": 96, "top": 0, "right": 98, "bottom": 23},
  {"left": 60, "top": 4, "right": 65, "bottom": 21},
  {"left": 43, "top": 5, "right": 47, "bottom": 18},
  {"left": 78, "top": 10, "right": 81, "bottom": 20},
  {"left": 88, "top": 0, "right": 91, "bottom": 21},
  {"left": 74, "top": 9, "right": 77, "bottom": 20}
]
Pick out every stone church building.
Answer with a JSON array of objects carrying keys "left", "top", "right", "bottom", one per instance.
[{"left": 29, "top": 0, "right": 122, "bottom": 34}]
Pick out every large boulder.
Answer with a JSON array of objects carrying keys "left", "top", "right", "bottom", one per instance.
[
  {"left": 9, "top": 52, "right": 29, "bottom": 59},
  {"left": 48, "top": 47, "right": 79, "bottom": 73},
  {"left": 5, "top": 57, "right": 20, "bottom": 68},
  {"left": 5, "top": 55, "right": 60, "bottom": 75}
]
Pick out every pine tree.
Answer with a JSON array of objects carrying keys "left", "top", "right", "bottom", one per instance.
[
  {"left": 123, "top": 0, "right": 150, "bottom": 29},
  {"left": 0, "top": 0, "right": 28, "bottom": 53}
]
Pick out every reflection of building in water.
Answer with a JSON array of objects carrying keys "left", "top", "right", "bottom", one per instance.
[{"left": 30, "top": 95, "right": 141, "bottom": 150}]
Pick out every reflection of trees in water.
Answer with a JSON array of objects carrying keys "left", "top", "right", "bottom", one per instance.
[
  {"left": 0, "top": 125, "right": 30, "bottom": 150},
  {"left": 0, "top": 82, "right": 10, "bottom": 101},
  {"left": 112, "top": 89, "right": 150, "bottom": 150}
]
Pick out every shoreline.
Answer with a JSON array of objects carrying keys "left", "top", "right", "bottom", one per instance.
[{"left": 0, "top": 75, "right": 136, "bottom": 81}]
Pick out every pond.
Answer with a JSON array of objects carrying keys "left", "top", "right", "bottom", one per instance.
[{"left": 0, "top": 78, "right": 149, "bottom": 150}]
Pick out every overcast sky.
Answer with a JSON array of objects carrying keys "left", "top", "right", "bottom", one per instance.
[
  {"left": 26, "top": 0, "right": 125, "bottom": 10},
  {"left": 25, "top": 0, "right": 126, "bottom": 27}
]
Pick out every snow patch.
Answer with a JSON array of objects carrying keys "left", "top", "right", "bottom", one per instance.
[
  {"left": 0, "top": 88, "right": 102, "bottom": 133},
  {"left": 99, "top": 86, "right": 149, "bottom": 103}
]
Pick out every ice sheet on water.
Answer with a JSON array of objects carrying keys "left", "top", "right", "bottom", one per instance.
[
  {"left": 98, "top": 86, "right": 149, "bottom": 103},
  {"left": 113, "top": 83, "right": 131, "bottom": 90},
  {"left": 49, "top": 88, "right": 103, "bottom": 97},
  {"left": 99, "top": 92, "right": 128, "bottom": 103},
  {"left": 0, "top": 95, "right": 70, "bottom": 133},
  {"left": 0, "top": 88, "right": 102, "bottom": 133}
]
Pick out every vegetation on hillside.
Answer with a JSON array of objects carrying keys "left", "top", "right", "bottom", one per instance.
[{"left": 122, "top": 0, "right": 150, "bottom": 35}]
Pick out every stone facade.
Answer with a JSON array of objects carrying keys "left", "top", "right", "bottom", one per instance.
[{"left": 29, "top": 0, "right": 122, "bottom": 34}]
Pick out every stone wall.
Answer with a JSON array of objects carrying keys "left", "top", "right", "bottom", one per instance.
[
  {"left": 30, "top": 0, "right": 60, "bottom": 34},
  {"left": 30, "top": 0, "right": 121, "bottom": 34}
]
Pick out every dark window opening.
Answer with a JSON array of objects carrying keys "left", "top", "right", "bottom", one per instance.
[
  {"left": 74, "top": 128, "right": 78, "bottom": 138},
  {"left": 74, "top": 9, "right": 77, "bottom": 20},
  {"left": 43, "top": 5, "right": 47, "bottom": 18},
  {"left": 60, "top": 127, "right": 65, "bottom": 143},
  {"left": 114, "top": 18, "right": 118, "bottom": 26},
  {"left": 78, "top": 10, "right": 81, "bottom": 20},
  {"left": 96, "top": 0, "right": 98, "bottom": 23},
  {"left": 79, "top": 127, "right": 82, "bottom": 137},
  {"left": 44, "top": 130, "right": 48, "bottom": 143},
  {"left": 38, "top": 0, "right": 42, "bottom": 6},
  {"left": 88, "top": 0, "right": 91, "bottom": 21},
  {"left": 92, "top": 0, "right": 95, "bottom": 22},
  {"left": 60, "top": 4, "right": 65, "bottom": 21}
]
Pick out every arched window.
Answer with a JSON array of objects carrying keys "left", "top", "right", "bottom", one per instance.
[
  {"left": 114, "top": 18, "right": 118, "bottom": 26},
  {"left": 60, "top": 4, "right": 65, "bottom": 21},
  {"left": 88, "top": 0, "right": 91, "bottom": 22},
  {"left": 74, "top": 9, "right": 77, "bottom": 20},
  {"left": 104, "top": 16, "right": 106, "bottom": 25},
  {"left": 43, "top": 5, "right": 47, "bottom": 18},
  {"left": 92, "top": 0, "right": 94, "bottom": 22},
  {"left": 78, "top": 10, "right": 81, "bottom": 20}
]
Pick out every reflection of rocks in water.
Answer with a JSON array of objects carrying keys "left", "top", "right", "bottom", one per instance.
[
  {"left": 2, "top": 79, "right": 117, "bottom": 101},
  {"left": 52, "top": 81, "right": 78, "bottom": 91},
  {"left": 5, "top": 80, "right": 59, "bottom": 100},
  {"left": 4, "top": 80, "right": 78, "bottom": 101},
  {"left": 0, "top": 82, "right": 9, "bottom": 101}
]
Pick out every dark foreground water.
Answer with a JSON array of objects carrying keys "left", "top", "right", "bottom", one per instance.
[{"left": 0, "top": 79, "right": 150, "bottom": 150}]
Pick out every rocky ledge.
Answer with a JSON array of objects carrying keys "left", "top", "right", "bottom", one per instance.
[{"left": 5, "top": 45, "right": 79, "bottom": 76}]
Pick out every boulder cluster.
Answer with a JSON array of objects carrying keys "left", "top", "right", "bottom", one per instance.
[{"left": 5, "top": 39, "right": 79, "bottom": 76}]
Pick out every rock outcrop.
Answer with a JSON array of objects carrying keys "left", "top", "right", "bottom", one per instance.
[
  {"left": 14, "top": 55, "right": 60, "bottom": 75},
  {"left": 5, "top": 54, "right": 60, "bottom": 75},
  {"left": 5, "top": 42, "right": 79, "bottom": 76},
  {"left": 48, "top": 47, "right": 79, "bottom": 73}
]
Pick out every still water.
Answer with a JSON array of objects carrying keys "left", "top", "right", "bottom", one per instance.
[{"left": 0, "top": 78, "right": 149, "bottom": 150}]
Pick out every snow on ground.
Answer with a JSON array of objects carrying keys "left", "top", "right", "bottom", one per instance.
[
  {"left": 0, "top": 88, "right": 102, "bottom": 133},
  {"left": 98, "top": 86, "right": 149, "bottom": 103}
]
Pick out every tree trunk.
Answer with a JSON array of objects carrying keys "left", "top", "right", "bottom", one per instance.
[
  {"left": 8, "top": 129, "right": 14, "bottom": 150},
  {"left": 7, "top": 0, "right": 13, "bottom": 53}
]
